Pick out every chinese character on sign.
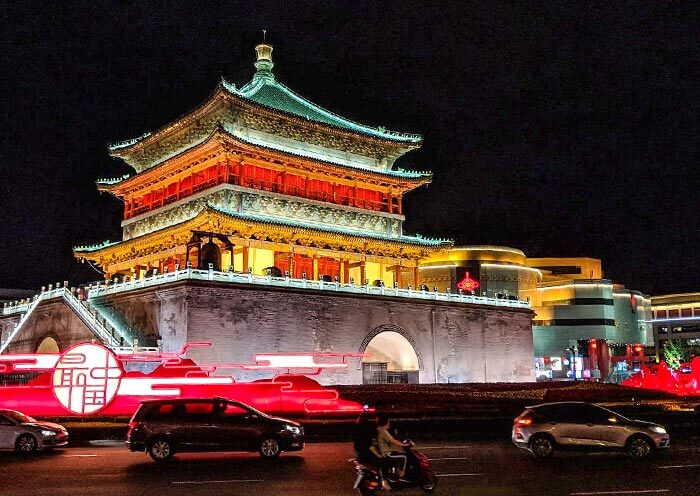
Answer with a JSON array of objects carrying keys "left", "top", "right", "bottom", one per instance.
[{"left": 51, "top": 343, "right": 123, "bottom": 414}]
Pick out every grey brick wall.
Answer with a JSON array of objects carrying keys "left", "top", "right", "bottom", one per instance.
[{"left": 2, "top": 281, "right": 535, "bottom": 384}]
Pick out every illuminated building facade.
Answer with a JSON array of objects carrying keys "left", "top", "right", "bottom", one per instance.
[
  {"left": 419, "top": 246, "right": 541, "bottom": 301},
  {"left": 419, "top": 250, "right": 652, "bottom": 381},
  {"left": 0, "top": 44, "right": 535, "bottom": 385},
  {"left": 527, "top": 258, "right": 652, "bottom": 381},
  {"left": 651, "top": 293, "right": 700, "bottom": 360}
]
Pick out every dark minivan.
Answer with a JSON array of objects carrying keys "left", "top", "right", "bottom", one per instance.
[{"left": 126, "top": 398, "right": 304, "bottom": 462}]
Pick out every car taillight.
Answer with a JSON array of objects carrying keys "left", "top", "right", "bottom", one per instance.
[
  {"left": 515, "top": 417, "right": 532, "bottom": 426},
  {"left": 128, "top": 421, "right": 142, "bottom": 430}
]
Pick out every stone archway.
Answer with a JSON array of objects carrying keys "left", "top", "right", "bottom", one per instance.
[
  {"left": 35, "top": 335, "right": 60, "bottom": 353},
  {"left": 359, "top": 325, "right": 422, "bottom": 384}
]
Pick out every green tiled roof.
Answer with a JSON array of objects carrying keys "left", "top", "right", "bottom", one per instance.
[
  {"left": 108, "top": 46, "right": 422, "bottom": 155},
  {"left": 222, "top": 74, "right": 421, "bottom": 144},
  {"left": 74, "top": 240, "right": 120, "bottom": 252},
  {"left": 208, "top": 204, "right": 451, "bottom": 247},
  {"left": 96, "top": 174, "right": 131, "bottom": 185},
  {"left": 219, "top": 126, "right": 430, "bottom": 180}
]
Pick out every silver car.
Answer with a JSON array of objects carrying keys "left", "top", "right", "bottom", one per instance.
[
  {"left": 512, "top": 401, "right": 670, "bottom": 459},
  {"left": 0, "top": 409, "right": 68, "bottom": 453}
]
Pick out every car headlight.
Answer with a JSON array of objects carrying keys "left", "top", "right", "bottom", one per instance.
[
  {"left": 40, "top": 430, "right": 57, "bottom": 437},
  {"left": 284, "top": 424, "right": 301, "bottom": 435},
  {"left": 650, "top": 426, "right": 667, "bottom": 434}
]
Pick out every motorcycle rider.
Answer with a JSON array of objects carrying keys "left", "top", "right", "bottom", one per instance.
[
  {"left": 375, "top": 414, "right": 411, "bottom": 480},
  {"left": 353, "top": 411, "right": 393, "bottom": 491},
  {"left": 352, "top": 411, "right": 379, "bottom": 465}
]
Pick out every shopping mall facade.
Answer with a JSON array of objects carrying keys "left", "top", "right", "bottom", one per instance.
[
  {"left": 650, "top": 293, "right": 700, "bottom": 361},
  {"left": 420, "top": 249, "right": 653, "bottom": 381}
]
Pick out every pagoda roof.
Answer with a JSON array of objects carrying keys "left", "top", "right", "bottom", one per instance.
[
  {"left": 74, "top": 205, "right": 451, "bottom": 263},
  {"left": 98, "top": 126, "right": 430, "bottom": 194},
  {"left": 107, "top": 44, "right": 423, "bottom": 173},
  {"left": 221, "top": 76, "right": 420, "bottom": 144},
  {"left": 205, "top": 204, "right": 449, "bottom": 247},
  {"left": 108, "top": 76, "right": 421, "bottom": 154}
]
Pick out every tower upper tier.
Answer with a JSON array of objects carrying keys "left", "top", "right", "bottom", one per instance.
[{"left": 108, "top": 43, "right": 423, "bottom": 175}]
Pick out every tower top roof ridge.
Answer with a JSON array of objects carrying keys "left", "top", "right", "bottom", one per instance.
[
  {"left": 216, "top": 43, "right": 422, "bottom": 143},
  {"left": 108, "top": 41, "right": 423, "bottom": 168}
]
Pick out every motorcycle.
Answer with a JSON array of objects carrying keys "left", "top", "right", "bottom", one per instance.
[{"left": 351, "top": 441, "right": 437, "bottom": 494}]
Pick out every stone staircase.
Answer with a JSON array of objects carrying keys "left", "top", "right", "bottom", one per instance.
[{"left": 1, "top": 284, "right": 133, "bottom": 352}]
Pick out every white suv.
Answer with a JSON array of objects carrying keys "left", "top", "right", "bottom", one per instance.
[{"left": 512, "top": 401, "right": 670, "bottom": 459}]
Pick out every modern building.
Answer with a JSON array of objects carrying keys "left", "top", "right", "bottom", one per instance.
[
  {"left": 527, "top": 258, "right": 652, "bottom": 381},
  {"left": 419, "top": 249, "right": 652, "bottom": 381},
  {"left": 651, "top": 293, "right": 700, "bottom": 361},
  {"left": 0, "top": 43, "right": 535, "bottom": 385},
  {"left": 418, "top": 246, "right": 540, "bottom": 301}
]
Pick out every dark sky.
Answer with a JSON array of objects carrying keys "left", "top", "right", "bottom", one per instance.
[{"left": 0, "top": 1, "right": 697, "bottom": 295}]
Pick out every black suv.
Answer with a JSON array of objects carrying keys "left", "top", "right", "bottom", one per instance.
[{"left": 126, "top": 398, "right": 304, "bottom": 462}]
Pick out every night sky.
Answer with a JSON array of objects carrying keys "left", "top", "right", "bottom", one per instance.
[{"left": 1, "top": 2, "right": 697, "bottom": 295}]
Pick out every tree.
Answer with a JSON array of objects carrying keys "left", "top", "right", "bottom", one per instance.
[{"left": 663, "top": 339, "right": 690, "bottom": 369}]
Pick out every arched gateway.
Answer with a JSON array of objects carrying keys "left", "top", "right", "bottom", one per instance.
[
  {"left": 359, "top": 325, "right": 421, "bottom": 384},
  {"left": 36, "top": 336, "right": 60, "bottom": 353}
]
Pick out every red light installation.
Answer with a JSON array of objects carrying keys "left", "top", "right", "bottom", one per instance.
[
  {"left": 0, "top": 342, "right": 370, "bottom": 417},
  {"left": 622, "top": 356, "right": 700, "bottom": 396},
  {"left": 457, "top": 272, "right": 480, "bottom": 293}
]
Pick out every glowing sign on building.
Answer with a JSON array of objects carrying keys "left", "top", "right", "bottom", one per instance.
[
  {"left": 0, "top": 342, "right": 369, "bottom": 417},
  {"left": 52, "top": 344, "right": 122, "bottom": 414},
  {"left": 457, "top": 272, "right": 480, "bottom": 293}
]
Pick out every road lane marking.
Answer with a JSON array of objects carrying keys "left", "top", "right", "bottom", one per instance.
[
  {"left": 658, "top": 463, "right": 700, "bottom": 469},
  {"left": 48, "top": 474, "right": 121, "bottom": 478},
  {"left": 64, "top": 454, "right": 99, "bottom": 457},
  {"left": 172, "top": 480, "right": 263, "bottom": 485},
  {"left": 436, "top": 473, "right": 483, "bottom": 477},
  {"left": 421, "top": 446, "right": 471, "bottom": 449},
  {"left": 428, "top": 457, "right": 473, "bottom": 461},
  {"left": 570, "top": 490, "right": 669, "bottom": 495}
]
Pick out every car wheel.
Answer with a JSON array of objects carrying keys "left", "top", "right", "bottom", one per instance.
[
  {"left": 148, "top": 438, "right": 174, "bottom": 462},
  {"left": 15, "top": 434, "right": 38, "bottom": 454},
  {"left": 627, "top": 435, "right": 654, "bottom": 459},
  {"left": 358, "top": 484, "right": 379, "bottom": 496},
  {"left": 421, "top": 469, "right": 438, "bottom": 493},
  {"left": 259, "top": 437, "right": 281, "bottom": 458},
  {"left": 529, "top": 435, "right": 555, "bottom": 459}
]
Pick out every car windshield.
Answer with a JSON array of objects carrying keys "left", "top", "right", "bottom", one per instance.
[{"left": 4, "top": 411, "right": 36, "bottom": 424}]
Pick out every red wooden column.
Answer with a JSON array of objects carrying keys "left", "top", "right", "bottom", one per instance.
[
  {"left": 223, "top": 158, "right": 230, "bottom": 183},
  {"left": 242, "top": 246, "right": 249, "bottom": 273},
  {"left": 238, "top": 161, "right": 245, "bottom": 186},
  {"left": 341, "top": 259, "right": 350, "bottom": 284},
  {"left": 287, "top": 254, "right": 294, "bottom": 278}
]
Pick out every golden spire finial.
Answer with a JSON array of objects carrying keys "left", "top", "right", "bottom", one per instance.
[{"left": 254, "top": 31, "right": 274, "bottom": 77}]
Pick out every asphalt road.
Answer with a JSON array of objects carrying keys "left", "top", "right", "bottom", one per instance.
[{"left": 2, "top": 439, "right": 700, "bottom": 496}]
